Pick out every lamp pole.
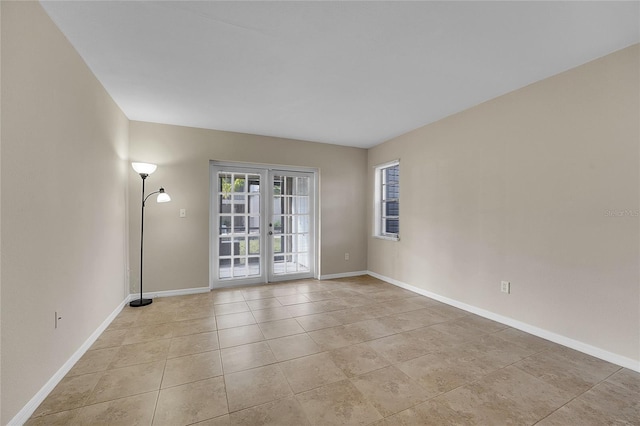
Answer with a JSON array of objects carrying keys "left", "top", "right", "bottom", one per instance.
[
  {"left": 130, "top": 162, "right": 170, "bottom": 307},
  {"left": 131, "top": 173, "right": 152, "bottom": 307}
]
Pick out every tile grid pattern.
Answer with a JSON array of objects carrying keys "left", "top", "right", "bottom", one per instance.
[{"left": 26, "top": 276, "right": 639, "bottom": 425}]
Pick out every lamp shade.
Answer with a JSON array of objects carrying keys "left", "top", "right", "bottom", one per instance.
[
  {"left": 157, "top": 188, "right": 171, "bottom": 203},
  {"left": 132, "top": 162, "right": 157, "bottom": 175}
]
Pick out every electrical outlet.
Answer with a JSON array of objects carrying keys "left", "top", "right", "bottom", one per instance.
[
  {"left": 179, "top": 208, "right": 186, "bottom": 218},
  {"left": 501, "top": 281, "right": 510, "bottom": 294},
  {"left": 344, "top": 252, "right": 350, "bottom": 261}
]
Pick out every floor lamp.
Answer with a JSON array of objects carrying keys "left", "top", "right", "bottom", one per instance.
[{"left": 131, "top": 162, "right": 171, "bottom": 307}]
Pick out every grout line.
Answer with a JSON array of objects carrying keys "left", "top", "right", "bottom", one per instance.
[
  {"left": 532, "top": 366, "right": 624, "bottom": 425},
  {"left": 29, "top": 277, "right": 630, "bottom": 425},
  {"left": 150, "top": 358, "right": 167, "bottom": 425}
]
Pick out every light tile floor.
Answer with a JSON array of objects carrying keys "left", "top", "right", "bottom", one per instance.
[{"left": 26, "top": 276, "right": 639, "bottom": 425}]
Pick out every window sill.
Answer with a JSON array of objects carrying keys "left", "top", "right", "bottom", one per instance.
[{"left": 374, "top": 235, "right": 400, "bottom": 242}]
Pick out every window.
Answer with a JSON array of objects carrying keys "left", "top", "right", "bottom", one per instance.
[{"left": 374, "top": 160, "right": 400, "bottom": 240}]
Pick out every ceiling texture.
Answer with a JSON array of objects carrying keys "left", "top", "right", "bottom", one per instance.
[{"left": 40, "top": 1, "right": 639, "bottom": 148}]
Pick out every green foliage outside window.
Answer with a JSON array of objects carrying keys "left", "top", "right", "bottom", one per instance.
[{"left": 221, "top": 177, "right": 245, "bottom": 199}]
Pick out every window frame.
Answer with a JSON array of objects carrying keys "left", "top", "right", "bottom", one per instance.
[{"left": 374, "top": 159, "right": 400, "bottom": 241}]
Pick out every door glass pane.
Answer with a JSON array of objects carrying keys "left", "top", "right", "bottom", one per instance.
[
  {"left": 233, "top": 193, "right": 246, "bottom": 213},
  {"left": 296, "top": 178, "right": 309, "bottom": 195},
  {"left": 273, "top": 197, "right": 282, "bottom": 214},
  {"left": 273, "top": 179, "right": 282, "bottom": 195},
  {"left": 283, "top": 177, "right": 294, "bottom": 195},
  {"left": 248, "top": 216, "right": 260, "bottom": 234},
  {"left": 293, "top": 197, "right": 309, "bottom": 214},
  {"left": 219, "top": 258, "right": 231, "bottom": 278},
  {"left": 297, "top": 253, "right": 309, "bottom": 272},
  {"left": 219, "top": 237, "right": 231, "bottom": 256},
  {"left": 297, "top": 234, "right": 309, "bottom": 252},
  {"left": 271, "top": 174, "right": 312, "bottom": 277},
  {"left": 274, "top": 235, "right": 283, "bottom": 254},
  {"left": 248, "top": 257, "right": 260, "bottom": 276},
  {"left": 248, "top": 195, "right": 259, "bottom": 213},
  {"left": 233, "top": 177, "right": 246, "bottom": 192},
  {"left": 233, "top": 216, "right": 245, "bottom": 233},
  {"left": 248, "top": 236, "right": 260, "bottom": 254},
  {"left": 219, "top": 174, "right": 232, "bottom": 192},
  {"left": 286, "top": 254, "right": 298, "bottom": 273},
  {"left": 248, "top": 175, "right": 260, "bottom": 192},
  {"left": 217, "top": 171, "right": 261, "bottom": 281},
  {"left": 295, "top": 216, "right": 309, "bottom": 233},
  {"left": 220, "top": 216, "right": 231, "bottom": 234},
  {"left": 234, "top": 237, "right": 245, "bottom": 256},
  {"left": 233, "top": 257, "right": 247, "bottom": 277},
  {"left": 220, "top": 195, "right": 231, "bottom": 213},
  {"left": 272, "top": 215, "right": 283, "bottom": 234},
  {"left": 214, "top": 167, "right": 313, "bottom": 285}
]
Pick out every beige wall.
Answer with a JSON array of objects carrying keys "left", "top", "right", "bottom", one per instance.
[
  {"left": 128, "top": 122, "right": 368, "bottom": 293},
  {"left": 1, "top": 1, "right": 636, "bottom": 421},
  {"left": 1, "top": 2, "right": 129, "bottom": 423},
  {"left": 368, "top": 45, "right": 640, "bottom": 363}
]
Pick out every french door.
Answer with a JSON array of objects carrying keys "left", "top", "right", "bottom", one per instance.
[{"left": 210, "top": 162, "right": 316, "bottom": 288}]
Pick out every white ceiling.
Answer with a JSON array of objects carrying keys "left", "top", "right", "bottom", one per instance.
[{"left": 40, "top": 1, "right": 639, "bottom": 148}]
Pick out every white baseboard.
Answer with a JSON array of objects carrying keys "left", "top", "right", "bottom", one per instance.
[
  {"left": 319, "top": 270, "right": 368, "bottom": 280},
  {"left": 367, "top": 271, "right": 640, "bottom": 373},
  {"left": 128, "top": 286, "right": 210, "bottom": 301},
  {"left": 13, "top": 273, "right": 636, "bottom": 426},
  {"left": 9, "top": 298, "right": 129, "bottom": 426},
  {"left": 12, "top": 287, "right": 210, "bottom": 425}
]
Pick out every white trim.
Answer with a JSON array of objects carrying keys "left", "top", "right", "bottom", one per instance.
[
  {"left": 128, "top": 286, "right": 210, "bottom": 301},
  {"left": 9, "top": 298, "right": 129, "bottom": 426},
  {"left": 267, "top": 169, "right": 317, "bottom": 283},
  {"left": 319, "top": 270, "right": 368, "bottom": 280},
  {"left": 209, "top": 161, "right": 319, "bottom": 289},
  {"left": 374, "top": 235, "right": 400, "bottom": 242},
  {"left": 367, "top": 270, "right": 640, "bottom": 373},
  {"left": 373, "top": 160, "right": 400, "bottom": 240},
  {"left": 210, "top": 160, "right": 318, "bottom": 174},
  {"left": 373, "top": 158, "right": 401, "bottom": 169}
]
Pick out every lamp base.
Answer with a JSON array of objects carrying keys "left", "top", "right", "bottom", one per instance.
[{"left": 129, "top": 298, "right": 153, "bottom": 307}]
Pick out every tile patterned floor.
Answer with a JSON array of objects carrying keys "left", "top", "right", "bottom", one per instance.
[{"left": 26, "top": 276, "right": 639, "bottom": 425}]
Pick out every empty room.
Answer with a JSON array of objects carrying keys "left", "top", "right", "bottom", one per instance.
[{"left": 1, "top": 1, "right": 639, "bottom": 425}]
